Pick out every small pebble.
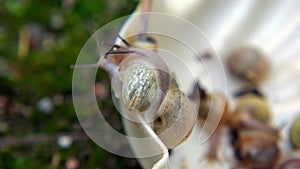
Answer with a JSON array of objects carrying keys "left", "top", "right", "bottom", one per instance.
[
  {"left": 197, "top": 51, "right": 213, "bottom": 61},
  {"left": 8, "top": 102, "right": 23, "bottom": 116},
  {"left": 50, "top": 12, "right": 65, "bottom": 30},
  {"left": 65, "top": 156, "right": 79, "bottom": 169},
  {"left": 53, "top": 94, "right": 64, "bottom": 106},
  {"left": 25, "top": 23, "right": 44, "bottom": 49},
  {"left": 57, "top": 135, "right": 73, "bottom": 149},
  {"left": 21, "top": 105, "right": 33, "bottom": 118},
  {"left": 42, "top": 33, "right": 55, "bottom": 50},
  {"left": 36, "top": 97, "right": 54, "bottom": 114},
  {"left": 63, "top": 0, "right": 76, "bottom": 10}
]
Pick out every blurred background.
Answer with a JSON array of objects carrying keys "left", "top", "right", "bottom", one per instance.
[{"left": 0, "top": 0, "right": 141, "bottom": 168}]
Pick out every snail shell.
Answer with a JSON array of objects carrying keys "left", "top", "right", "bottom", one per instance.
[
  {"left": 272, "top": 151, "right": 300, "bottom": 169},
  {"left": 234, "top": 130, "right": 279, "bottom": 169},
  {"left": 110, "top": 47, "right": 170, "bottom": 121},
  {"left": 198, "top": 92, "right": 229, "bottom": 128},
  {"left": 290, "top": 115, "right": 300, "bottom": 149},
  {"left": 235, "top": 93, "right": 272, "bottom": 124},
  {"left": 153, "top": 80, "right": 196, "bottom": 148},
  {"left": 226, "top": 47, "right": 269, "bottom": 83}
]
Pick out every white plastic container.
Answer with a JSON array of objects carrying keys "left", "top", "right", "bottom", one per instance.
[{"left": 117, "top": 1, "right": 300, "bottom": 168}]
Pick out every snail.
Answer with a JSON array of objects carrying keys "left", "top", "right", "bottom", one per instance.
[
  {"left": 228, "top": 88, "right": 280, "bottom": 169},
  {"left": 198, "top": 91, "right": 229, "bottom": 127},
  {"left": 99, "top": 35, "right": 197, "bottom": 148},
  {"left": 290, "top": 115, "right": 300, "bottom": 149},
  {"left": 234, "top": 93, "right": 272, "bottom": 124},
  {"left": 229, "top": 111, "right": 280, "bottom": 169},
  {"left": 233, "top": 130, "right": 279, "bottom": 169},
  {"left": 196, "top": 87, "right": 230, "bottom": 161},
  {"left": 226, "top": 47, "right": 269, "bottom": 83},
  {"left": 272, "top": 151, "right": 300, "bottom": 169}
]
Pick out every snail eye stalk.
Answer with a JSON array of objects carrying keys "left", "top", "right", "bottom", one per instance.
[
  {"left": 117, "top": 34, "right": 132, "bottom": 48},
  {"left": 104, "top": 50, "right": 135, "bottom": 59}
]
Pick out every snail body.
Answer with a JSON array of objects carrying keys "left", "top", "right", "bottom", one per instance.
[{"left": 100, "top": 36, "right": 196, "bottom": 148}]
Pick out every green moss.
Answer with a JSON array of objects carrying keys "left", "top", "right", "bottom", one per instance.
[{"left": 0, "top": 0, "right": 138, "bottom": 168}]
